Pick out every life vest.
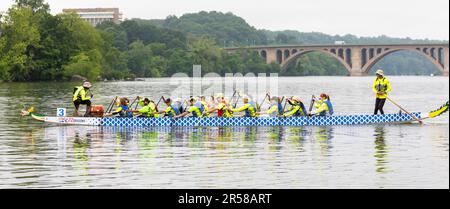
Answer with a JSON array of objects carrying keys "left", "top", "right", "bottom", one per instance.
[
  {"left": 245, "top": 102, "right": 257, "bottom": 117},
  {"left": 325, "top": 100, "right": 334, "bottom": 115},
  {"left": 319, "top": 100, "right": 334, "bottom": 116},
  {"left": 375, "top": 78, "right": 388, "bottom": 92},
  {"left": 291, "top": 103, "right": 307, "bottom": 117},
  {"left": 140, "top": 103, "right": 157, "bottom": 117},
  {"left": 189, "top": 106, "right": 202, "bottom": 117},
  {"left": 277, "top": 102, "right": 283, "bottom": 115},
  {"left": 72, "top": 86, "right": 91, "bottom": 101},
  {"left": 299, "top": 102, "right": 307, "bottom": 116},
  {"left": 292, "top": 105, "right": 302, "bottom": 116},
  {"left": 268, "top": 104, "right": 279, "bottom": 117},
  {"left": 119, "top": 105, "right": 133, "bottom": 117},
  {"left": 167, "top": 104, "right": 181, "bottom": 117},
  {"left": 194, "top": 102, "right": 205, "bottom": 113}
]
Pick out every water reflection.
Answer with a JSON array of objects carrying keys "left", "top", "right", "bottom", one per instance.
[
  {"left": 374, "top": 126, "right": 389, "bottom": 173},
  {"left": 313, "top": 127, "right": 334, "bottom": 155},
  {"left": 1, "top": 77, "right": 448, "bottom": 188},
  {"left": 34, "top": 125, "right": 345, "bottom": 154}
]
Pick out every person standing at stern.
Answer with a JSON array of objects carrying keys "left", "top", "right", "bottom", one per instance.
[
  {"left": 372, "top": 69, "right": 391, "bottom": 115},
  {"left": 72, "top": 81, "right": 93, "bottom": 117}
]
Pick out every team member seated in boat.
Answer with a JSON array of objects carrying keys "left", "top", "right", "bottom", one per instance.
[
  {"left": 104, "top": 97, "right": 134, "bottom": 117},
  {"left": 230, "top": 95, "right": 257, "bottom": 117},
  {"left": 258, "top": 96, "right": 283, "bottom": 117},
  {"left": 205, "top": 93, "right": 233, "bottom": 117},
  {"left": 283, "top": 96, "right": 307, "bottom": 117},
  {"left": 72, "top": 81, "right": 93, "bottom": 117},
  {"left": 132, "top": 97, "right": 158, "bottom": 118},
  {"left": 198, "top": 95, "right": 210, "bottom": 117},
  {"left": 156, "top": 98, "right": 181, "bottom": 117},
  {"left": 173, "top": 98, "right": 185, "bottom": 113},
  {"left": 310, "top": 93, "right": 334, "bottom": 116},
  {"left": 174, "top": 97, "right": 203, "bottom": 118},
  {"left": 372, "top": 69, "right": 391, "bottom": 115}
]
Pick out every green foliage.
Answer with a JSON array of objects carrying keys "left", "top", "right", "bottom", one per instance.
[
  {"left": 0, "top": 4, "right": 447, "bottom": 82},
  {"left": 155, "top": 11, "right": 267, "bottom": 46},
  {"left": 62, "top": 50, "right": 102, "bottom": 81},
  {"left": 14, "top": 0, "right": 49, "bottom": 13},
  {"left": 142, "top": 11, "right": 447, "bottom": 76},
  {"left": 0, "top": 7, "right": 40, "bottom": 81},
  {"left": 0, "top": 2, "right": 132, "bottom": 82}
]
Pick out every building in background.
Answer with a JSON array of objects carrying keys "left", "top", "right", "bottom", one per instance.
[{"left": 62, "top": 8, "right": 122, "bottom": 26}]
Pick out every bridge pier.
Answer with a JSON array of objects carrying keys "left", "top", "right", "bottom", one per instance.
[
  {"left": 348, "top": 47, "right": 368, "bottom": 76},
  {"left": 266, "top": 49, "right": 277, "bottom": 64},
  {"left": 349, "top": 71, "right": 368, "bottom": 76}
]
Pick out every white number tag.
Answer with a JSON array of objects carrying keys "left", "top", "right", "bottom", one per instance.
[{"left": 57, "top": 108, "right": 66, "bottom": 117}]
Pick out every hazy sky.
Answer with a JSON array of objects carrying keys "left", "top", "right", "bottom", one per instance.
[{"left": 1, "top": 0, "right": 448, "bottom": 40}]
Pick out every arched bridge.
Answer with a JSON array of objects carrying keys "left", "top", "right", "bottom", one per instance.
[{"left": 224, "top": 44, "right": 449, "bottom": 76}]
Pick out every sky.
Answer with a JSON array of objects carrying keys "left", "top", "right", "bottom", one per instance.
[{"left": 0, "top": 0, "right": 448, "bottom": 40}]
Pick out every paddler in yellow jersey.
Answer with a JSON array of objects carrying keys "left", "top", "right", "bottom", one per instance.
[
  {"left": 310, "top": 93, "right": 334, "bottom": 116},
  {"left": 174, "top": 97, "right": 203, "bottom": 118},
  {"left": 198, "top": 95, "right": 210, "bottom": 117},
  {"left": 72, "top": 81, "right": 93, "bottom": 117},
  {"left": 258, "top": 96, "right": 283, "bottom": 117},
  {"left": 230, "top": 95, "right": 257, "bottom": 117},
  {"left": 283, "top": 96, "right": 308, "bottom": 117},
  {"left": 372, "top": 69, "right": 391, "bottom": 115},
  {"left": 156, "top": 98, "right": 181, "bottom": 117},
  {"left": 132, "top": 97, "right": 159, "bottom": 118},
  {"left": 204, "top": 93, "right": 233, "bottom": 117}
]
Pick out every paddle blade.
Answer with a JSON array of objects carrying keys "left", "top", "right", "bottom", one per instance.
[{"left": 428, "top": 101, "right": 449, "bottom": 118}]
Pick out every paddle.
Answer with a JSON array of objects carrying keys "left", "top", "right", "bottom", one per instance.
[
  {"left": 258, "top": 93, "right": 269, "bottom": 111},
  {"left": 134, "top": 102, "right": 139, "bottom": 110},
  {"left": 159, "top": 96, "right": 169, "bottom": 117},
  {"left": 386, "top": 96, "right": 423, "bottom": 124},
  {"left": 230, "top": 90, "right": 237, "bottom": 106},
  {"left": 106, "top": 96, "right": 118, "bottom": 113},
  {"left": 155, "top": 96, "right": 165, "bottom": 113},
  {"left": 308, "top": 95, "right": 315, "bottom": 112},
  {"left": 154, "top": 96, "right": 164, "bottom": 112},
  {"left": 282, "top": 97, "right": 289, "bottom": 113},
  {"left": 233, "top": 91, "right": 242, "bottom": 108},
  {"left": 129, "top": 96, "right": 138, "bottom": 109}
]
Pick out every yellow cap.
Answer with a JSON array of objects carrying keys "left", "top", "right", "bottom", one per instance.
[{"left": 291, "top": 96, "right": 301, "bottom": 103}]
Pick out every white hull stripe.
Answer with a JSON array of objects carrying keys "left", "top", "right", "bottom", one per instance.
[{"left": 36, "top": 113, "right": 422, "bottom": 127}]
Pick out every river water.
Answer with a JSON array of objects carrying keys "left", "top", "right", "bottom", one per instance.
[{"left": 0, "top": 76, "right": 448, "bottom": 188}]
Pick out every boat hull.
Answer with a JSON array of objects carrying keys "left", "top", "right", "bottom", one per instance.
[{"left": 31, "top": 113, "right": 423, "bottom": 127}]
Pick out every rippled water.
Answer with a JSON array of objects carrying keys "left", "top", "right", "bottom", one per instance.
[{"left": 0, "top": 76, "right": 448, "bottom": 188}]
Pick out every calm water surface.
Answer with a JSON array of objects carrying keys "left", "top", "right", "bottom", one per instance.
[{"left": 0, "top": 76, "right": 448, "bottom": 188}]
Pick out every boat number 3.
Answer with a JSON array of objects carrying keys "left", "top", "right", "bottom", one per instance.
[{"left": 57, "top": 108, "right": 66, "bottom": 117}]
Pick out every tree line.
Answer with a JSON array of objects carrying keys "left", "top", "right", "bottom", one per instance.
[{"left": 0, "top": 1, "right": 447, "bottom": 82}]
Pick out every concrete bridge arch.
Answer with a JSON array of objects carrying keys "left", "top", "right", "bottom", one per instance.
[
  {"left": 225, "top": 44, "right": 449, "bottom": 76},
  {"left": 280, "top": 49, "right": 352, "bottom": 73},
  {"left": 361, "top": 47, "right": 447, "bottom": 75}
]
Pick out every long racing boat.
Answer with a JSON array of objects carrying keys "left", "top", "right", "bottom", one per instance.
[{"left": 23, "top": 101, "right": 448, "bottom": 127}]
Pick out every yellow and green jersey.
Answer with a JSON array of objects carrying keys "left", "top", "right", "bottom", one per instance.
[
  {"left": 72, "top": 86, "right": 91, "bottom": 101},
  {"left": 372, "top": 77, "right": 391, "bottom": 99}
]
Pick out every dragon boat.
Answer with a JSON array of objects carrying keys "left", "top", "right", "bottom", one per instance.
[{"left": 23, "top": 102, "right": 448, "bottom": 127}]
